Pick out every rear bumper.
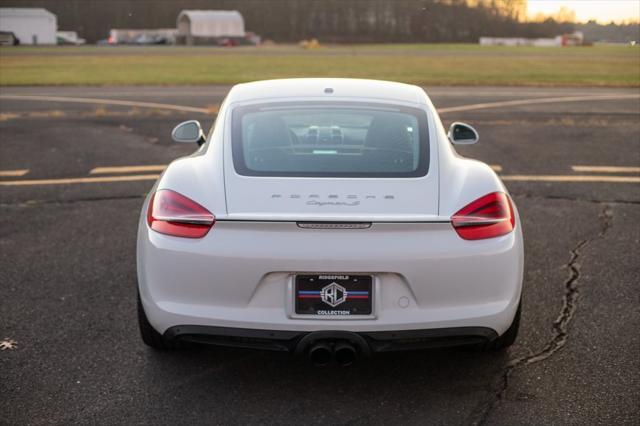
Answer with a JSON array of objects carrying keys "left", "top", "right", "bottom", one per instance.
[
  {"left": 138, "top": 220, "right": 524, "bottom": 337},
  {"left": 164, "top": 324, "right": 498, "bottom": 353}
]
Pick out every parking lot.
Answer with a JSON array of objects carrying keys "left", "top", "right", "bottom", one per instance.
[{"left": 1, "top": 85, "right": 638, "bottom": 425}]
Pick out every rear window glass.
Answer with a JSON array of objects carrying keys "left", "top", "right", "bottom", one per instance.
[{"left": 231, "top": 102, "right": 429, "bottom": 177}]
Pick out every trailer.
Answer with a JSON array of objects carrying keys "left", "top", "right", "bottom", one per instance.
[{"left": 0, "top": 8, "right": 57, "bottom": 45}]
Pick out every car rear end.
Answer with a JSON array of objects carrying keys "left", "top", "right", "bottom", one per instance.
[{"left": 137, "top": 87, "right": 523, "bottom": 360}]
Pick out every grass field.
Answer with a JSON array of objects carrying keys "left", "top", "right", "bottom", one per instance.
[{"left": 1, "top": 44, "right": 638, "bottom": 87}]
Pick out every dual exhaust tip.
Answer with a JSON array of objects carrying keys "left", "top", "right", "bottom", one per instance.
[{"left": 308, "top": 341, "right": 357, "bottom": 367}]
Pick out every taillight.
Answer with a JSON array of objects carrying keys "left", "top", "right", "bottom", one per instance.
[
  {"left": 451, "top": 192, "right": 515, "bottom": 240},
  {"left": 147, "top": 189, "right": 215, "bottom": 238}
]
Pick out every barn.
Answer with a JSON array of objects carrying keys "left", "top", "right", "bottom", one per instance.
[
  {"left": 0, "top": 8, "right": 57, "bottom": 45},
  {"left": 176, "top": 10, "right": 245, "bottom": 45}
]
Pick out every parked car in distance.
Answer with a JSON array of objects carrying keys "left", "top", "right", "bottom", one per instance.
[
  {"left": 56, "top": 31, "right": 86, "bottom": 45},
  {"left": 0, "top": 31, "right": 19, "bottom": 45}
]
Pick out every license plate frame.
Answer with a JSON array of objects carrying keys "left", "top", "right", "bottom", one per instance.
[{"left": 294, "top": 274, "right": 373, "bottom": 317}]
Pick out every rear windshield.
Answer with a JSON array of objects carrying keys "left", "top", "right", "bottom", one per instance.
[{"left": 231, "top": 102, "right": 429, "bottom": 177}]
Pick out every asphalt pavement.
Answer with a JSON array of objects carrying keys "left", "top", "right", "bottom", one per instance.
[{"left": 1, "top": 85, "right": 639, "bottom": 425}]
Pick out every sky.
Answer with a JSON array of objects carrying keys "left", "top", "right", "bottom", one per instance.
[{"left": 527, "top": 0, "right": 640, "bottom": 23}]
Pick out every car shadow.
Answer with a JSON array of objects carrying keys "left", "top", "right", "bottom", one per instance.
[{"left": 131, "top": 343, "right": 509, "bottom": 424}]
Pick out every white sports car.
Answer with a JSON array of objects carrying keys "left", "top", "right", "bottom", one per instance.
[{"left": 137, "top": 78, "right": 523, "bottom": 366}]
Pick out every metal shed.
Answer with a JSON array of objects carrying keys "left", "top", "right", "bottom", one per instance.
[
  {"left": 177, "top": 10, "right": 245, "bottom": 45},
  {"left": 0, "top": 8, "right": 57, "bottom": 45}
]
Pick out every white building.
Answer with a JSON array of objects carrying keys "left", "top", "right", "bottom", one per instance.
[
  {"left": 0, "top": 8, "right": 57, "bottom": 45},
  {"left": 177, "top": 10, "right": 245, "bottom": 45},
  {"left": 108, "top": 28, "right": 177, "bottom": 45},
  {"left": 479, "top": 32, "right": 584, "bottom": 48}
]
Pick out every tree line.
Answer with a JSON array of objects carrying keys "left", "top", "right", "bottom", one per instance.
[{"left": 0, "top": 0, "right": 577, "bottom": 43}]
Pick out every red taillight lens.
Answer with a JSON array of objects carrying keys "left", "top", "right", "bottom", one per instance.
[
  {"left": 147, "top": 189, "right": 215, "bottom": 238},
  {"left": 451, "top": 192, "right": 515, "bottom": 240}
]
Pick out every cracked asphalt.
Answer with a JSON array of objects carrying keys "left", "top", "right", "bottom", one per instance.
[{"left": 1, "top": 86, "right": 639, "bottom": 425}]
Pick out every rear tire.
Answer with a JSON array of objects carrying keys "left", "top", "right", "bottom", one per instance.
[
  {"left": 137, "top": 292, "right": 180, "bottom": 349},
  {"left": 486, "top": 300, "right": 521, "bottom": 351}
]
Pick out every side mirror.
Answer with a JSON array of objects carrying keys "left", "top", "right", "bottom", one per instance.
[
  {"left": 448, "top": 122, "right": 479, "bottom": 145},
  {"left": 171, "top": 120, "right": 206, "bottom": 146}
]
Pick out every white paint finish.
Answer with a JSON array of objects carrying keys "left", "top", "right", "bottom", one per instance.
[
  {"left": 156, "top": 97, "right": 230, "bottom": 219},
  {"left": 138, "top": 79, "right": 524, "bottom": 338},
  {"left": 438, "top": 157, "right": 508, "bottom": 217},
  {"left": 0, "top": 8, "right": 57, "bottom": 45},
  {"left": 138, "top": 221, "right": 522, "bottom": 335},
  {"left": 227, "top": 78, "right": 426, "bottom": 105}
]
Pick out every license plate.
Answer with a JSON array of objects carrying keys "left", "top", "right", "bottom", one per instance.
[{"left": 295, "top": 274, "right": 372, "bottom": 316}]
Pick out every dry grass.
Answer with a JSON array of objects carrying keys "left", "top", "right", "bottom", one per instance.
[{"left": 1, "top": 44, "right": 638, "bottom": 87}]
